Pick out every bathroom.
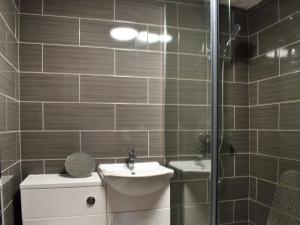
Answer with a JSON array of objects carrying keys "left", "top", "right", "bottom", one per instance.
[{"left": 0, "top": 0, "right": 299, "bottom": 224}]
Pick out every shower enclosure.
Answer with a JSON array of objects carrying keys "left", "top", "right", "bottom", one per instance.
[
  {"left": 0, "top": 0, "right": 299, "bottom": 225},
  {"left": 166, "top": 0, "right": 300, "bottom": 224}
]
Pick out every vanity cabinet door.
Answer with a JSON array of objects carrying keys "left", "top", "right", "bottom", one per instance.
[
  {"left": 23, "top": 214, "right": 107, "bottom": 225},
  {"left": 21, "top": 186, "right": 106, "bottom": 219}
]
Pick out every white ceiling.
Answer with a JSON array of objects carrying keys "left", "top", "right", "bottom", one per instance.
[{"left": 220, "top": 0, "right": 263, "bottom": 10}]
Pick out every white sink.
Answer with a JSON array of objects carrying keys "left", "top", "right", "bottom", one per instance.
[
  {"left": 98, "top": 162, "right": 174, "bottom": 196},
  {"left": 168, "top": 159, "right": 211, "bottom": 173}
]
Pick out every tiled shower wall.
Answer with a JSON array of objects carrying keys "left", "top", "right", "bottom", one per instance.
[
  {"left": 216, "top": 6, "right": 250, "bottom": 225},
  {"left": 0, "top": 0, "right": 21, "bottom": 224},
  {"left": 166, "top": 3, "right": 250, "bottom": 225},
  {"left": 248, "top": 0, "right": 300, "bottom": 224}
]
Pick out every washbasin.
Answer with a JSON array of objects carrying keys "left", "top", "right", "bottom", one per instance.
[
  {"left": 98, "top": 162, "right": 174, "bottom": 196},
  {"left": 168, "top": 159, "right": 211, "bottom": 173}
]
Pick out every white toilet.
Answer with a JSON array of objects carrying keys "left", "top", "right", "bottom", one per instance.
[{"left": 20, "top": 173, "right": 106, "bottom": 225}]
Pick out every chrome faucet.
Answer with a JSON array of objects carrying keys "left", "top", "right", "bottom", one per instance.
[{"left": 126, "top": 148, "right": 136, "bottom": 170}]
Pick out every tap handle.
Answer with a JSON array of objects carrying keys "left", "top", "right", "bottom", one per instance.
[{"left": 127, "top": 148, "right": 136, "bottom": 158}]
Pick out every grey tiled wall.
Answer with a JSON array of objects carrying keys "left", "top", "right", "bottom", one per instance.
[
  {"left": 19, "top": 0, "right": 169, "bottom": 175},
  {"left": 248, "top": 0, "right": 300, "bottom": 224},
  {"left": 18, "top": 1, "right": 250, "bottom": 225},
  {"left": 0, "top": 0, "right": 21, "bottom": 224}
]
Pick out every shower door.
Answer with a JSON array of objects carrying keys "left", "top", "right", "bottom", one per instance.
[{"left": 164, "top": 0, "right": 213, "bottom": 225}]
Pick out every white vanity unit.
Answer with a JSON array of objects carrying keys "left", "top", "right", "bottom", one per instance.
[
  {"left": 20, "top": 162, "right": 174, "bottom": 225},
  {"left": 20, "top": 173, "right": 106, "bottom": 225},
  {"left": 99, "top": 162, "right": 174, "bottom": 225}
]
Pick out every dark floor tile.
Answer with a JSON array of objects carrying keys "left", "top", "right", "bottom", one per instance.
[
  {"left": 44, "top": 103, "right": 114, "bottom": 130},
  {"left": 20, "top": 73, "right": 79, "bottom": 102},
  {"left": 44, "top": 45, "right": 114, "bottom": 74},
  {"left": 44, "top": 0, "right": 114, "bottom": 20},
  {"left": 21, "top": 132, "right": 80, "bottom": 159},
  {"left": 20, "top": 14, "right": 79, "bottom": 44}
]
